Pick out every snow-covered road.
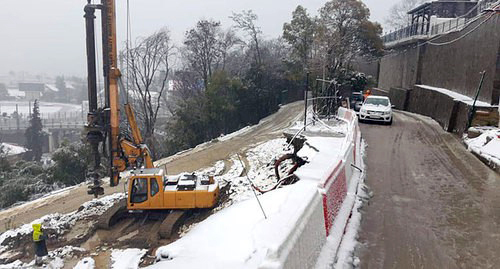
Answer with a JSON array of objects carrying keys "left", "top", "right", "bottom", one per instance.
[{"left": 357, "top": 111, "right": 500, "bottom": 268}]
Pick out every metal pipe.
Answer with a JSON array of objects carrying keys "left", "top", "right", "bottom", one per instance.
[{"left": 84, "top": 4, "right": 98, "bottom": 112}]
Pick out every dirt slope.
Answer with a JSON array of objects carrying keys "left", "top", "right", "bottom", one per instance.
[{"left": 0, "top": 101, "right": 304, "bottom": 233}]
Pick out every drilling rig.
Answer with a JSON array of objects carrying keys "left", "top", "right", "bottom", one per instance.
[{"left": 83, "top": 0, "right": 219, "bottom": 237}]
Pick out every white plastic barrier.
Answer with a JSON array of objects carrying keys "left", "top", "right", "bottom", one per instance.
[
  {"left": 259, "top": 191, "right": 326, "bottom": 269},
  {"left": 260, "top": 107, "right": 362, "bottom": 268}
]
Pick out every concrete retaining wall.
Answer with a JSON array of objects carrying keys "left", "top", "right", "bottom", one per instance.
[
  {"left": 371, "top": 88, "right": 389, "bottom": 97},
  {"left": 378, "top": 14, "right": 500, "bottom": 105},
  {"left": 384, "top": 85, "right": 498, "bottom": 134},
  {"left": 260, "top": 108, "right": 361, "bottom": 268},
  {"left": 407, "top": 85, "right": 459, "bottom": 131},
  {"left": 389, "top": 88, "right": 411, "bottom": 110},
  {"left": 419, "top": 15, "right": 500, "bottom": 104}
]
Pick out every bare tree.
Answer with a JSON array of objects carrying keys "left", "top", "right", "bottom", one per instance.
[
  {"left": 385, "top": 0, "right": 425, "bottom": 29},
  {"left": 230, "top": 10, "right": 263, "bottom": 66},
  {"left": 219, "top": 29, "right": 242, "bottom": 71},
  {"left": 123, "top": 28, "right": 173, "bottom": 157},
  {"left": 184, "top": 20, "right": 224, "bottom": 90},
  {"left": 317, "top": 0, "right": 371, "bottom": 75}
]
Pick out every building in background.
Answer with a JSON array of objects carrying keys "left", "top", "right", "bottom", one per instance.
[{"left": 18, "top": 83, "right": 44, "bottom": 101}]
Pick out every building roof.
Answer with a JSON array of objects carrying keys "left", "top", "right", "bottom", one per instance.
[
  {"left": 44, "top": 84, "right": 59, "bottom": 92},
  {"left": 18, "top": 82, "right": 44, "bottom": 92},
  {"left": 408, "top": 2, "right": 432, "bottom": 15}
]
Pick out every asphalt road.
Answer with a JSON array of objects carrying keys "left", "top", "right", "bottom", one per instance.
[{"left": 357, "top": 111, "right": 500, "bottom": 268}]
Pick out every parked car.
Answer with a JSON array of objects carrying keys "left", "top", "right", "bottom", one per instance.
[
  {"left": 359, "top": 95, "right": 393, "bottom": 125},
  {"left": 351, "top": 92, "right": 364, "bottom": 112}
]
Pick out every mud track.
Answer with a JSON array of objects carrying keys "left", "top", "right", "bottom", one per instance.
[{"left": 357, "top": 111, "right": 500, "bottom": 269}]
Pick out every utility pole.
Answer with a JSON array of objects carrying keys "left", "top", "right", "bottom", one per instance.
[
  {"left": 304, "top": 71, "right": 309, "bottom": 131},
  {"left": 15, "top": 104, "right": 19, "bottom": 130},
  {"left": 467, "top": 71, "right": 486, "bottom": 130}
]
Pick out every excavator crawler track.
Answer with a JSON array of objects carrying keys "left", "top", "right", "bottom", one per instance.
[
  {"left": 159, "top": 210, "right": 188, "bottom": 239},
  {"left": 96, "top": 198, "right": 128, "bottom": 230}
]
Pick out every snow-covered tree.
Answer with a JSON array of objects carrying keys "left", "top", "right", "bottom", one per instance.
[{"left": 25, "top": 100, "right": 44, "bottom": 162}]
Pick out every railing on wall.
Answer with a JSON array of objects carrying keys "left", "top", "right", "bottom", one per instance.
[
  {"left": 383, "top": 0, "right": 498, "bottom": 45},
  {"left": 382, "top": 23, "right": 429, "bottom": 43}
]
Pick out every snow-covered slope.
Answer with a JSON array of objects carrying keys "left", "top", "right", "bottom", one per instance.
[
  {"left": 465, "top": 128, "right": 500, "bottom": 167},
  {"left": 1, "top": 143, "right": 26, "bottom": 156}
]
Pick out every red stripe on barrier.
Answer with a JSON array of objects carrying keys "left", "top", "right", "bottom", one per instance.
[
  {"left": 322, "top": 166, "right": 348, "bottom": 236},
  {"left": 322, "top": 161, "right": 343, "bottom": 189},
  {"left": 322, "top": 196, "right": 329, "bottom": 235}
]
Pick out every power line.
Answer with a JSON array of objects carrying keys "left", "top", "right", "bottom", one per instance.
[
  {"left": 381, "top": 9, "right": 498, "bottom": 59},
  {"left": 426, "top": 12, "right": 496, "bottom": 46}
]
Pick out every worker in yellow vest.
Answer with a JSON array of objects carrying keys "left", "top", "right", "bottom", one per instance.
[{"left": 32, "top": 223, "right": 48, "bottom": 266}]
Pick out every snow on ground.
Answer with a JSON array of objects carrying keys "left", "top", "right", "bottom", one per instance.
[
  {"left": 111, "top": 248, "right": 147, "bottom": 269},
  {"left": 149, "top": 180, "right": 319, "bottom": 269},
  {"left": 148, "top": 117, "right": 349, "bottom": 269},
  {"left": 464, "top": 128, "right": 500, "bottom": 167},
  {"left": 74, "top": 257, "right": 96, "bottom": 269},
  {"left": 0, "top": 143, "right": 26, "bottom": 156},
  {"left": 293, "top": 119, "right": 347, "bottom": 136},
  {"left": 0, "top": 193, "right": 125, "bottom": 253},
  {"left": 196, "top": 160, "right": 225, "bottom": 177},
  {"left": 416, "top": 85, "right": 492, "bottom": 107},
  {"left": 216, "top": 155, "right": 246, "bottom": 202},
  {"left": 218, "top": 126, "right": 255, "bottom": 142},
  {"left": 214, "top": 138, "right": 290, "bottom": 205},
  {"left": 0, "top": 260, "right": 23, "bottom": 268},
  {"left": 178, "top": 139, "right": 293, "bottom": 235},
  {"left": 0, "top": 101, "right": 82, "bottom": 116},
  {"left": 2, "top": 246, "right": 86, "bottom": 268}
]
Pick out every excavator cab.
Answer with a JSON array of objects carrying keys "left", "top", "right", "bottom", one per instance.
[{"left": 127, "top": 168, "right": 219, "bottom": 210}]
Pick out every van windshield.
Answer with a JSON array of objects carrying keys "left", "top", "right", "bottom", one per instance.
[{"left": 365, "top": 98, "right": 389, "bottom": 106}]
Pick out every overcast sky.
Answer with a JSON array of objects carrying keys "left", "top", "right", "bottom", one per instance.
[{"left": 0, "top": 0, "right": 399, "bottom": 78}]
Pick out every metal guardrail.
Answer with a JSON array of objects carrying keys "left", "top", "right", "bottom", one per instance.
[
  {"left": 0, "top": 119, "right": 85, "bottom": 131},
  {"left": 382, "top": 23, "right": 429, "bottom": 43}
]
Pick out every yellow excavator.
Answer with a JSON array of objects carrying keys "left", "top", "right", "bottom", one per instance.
[{"left": 83, "top": 0, "right": 219, "bottom": 237}]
